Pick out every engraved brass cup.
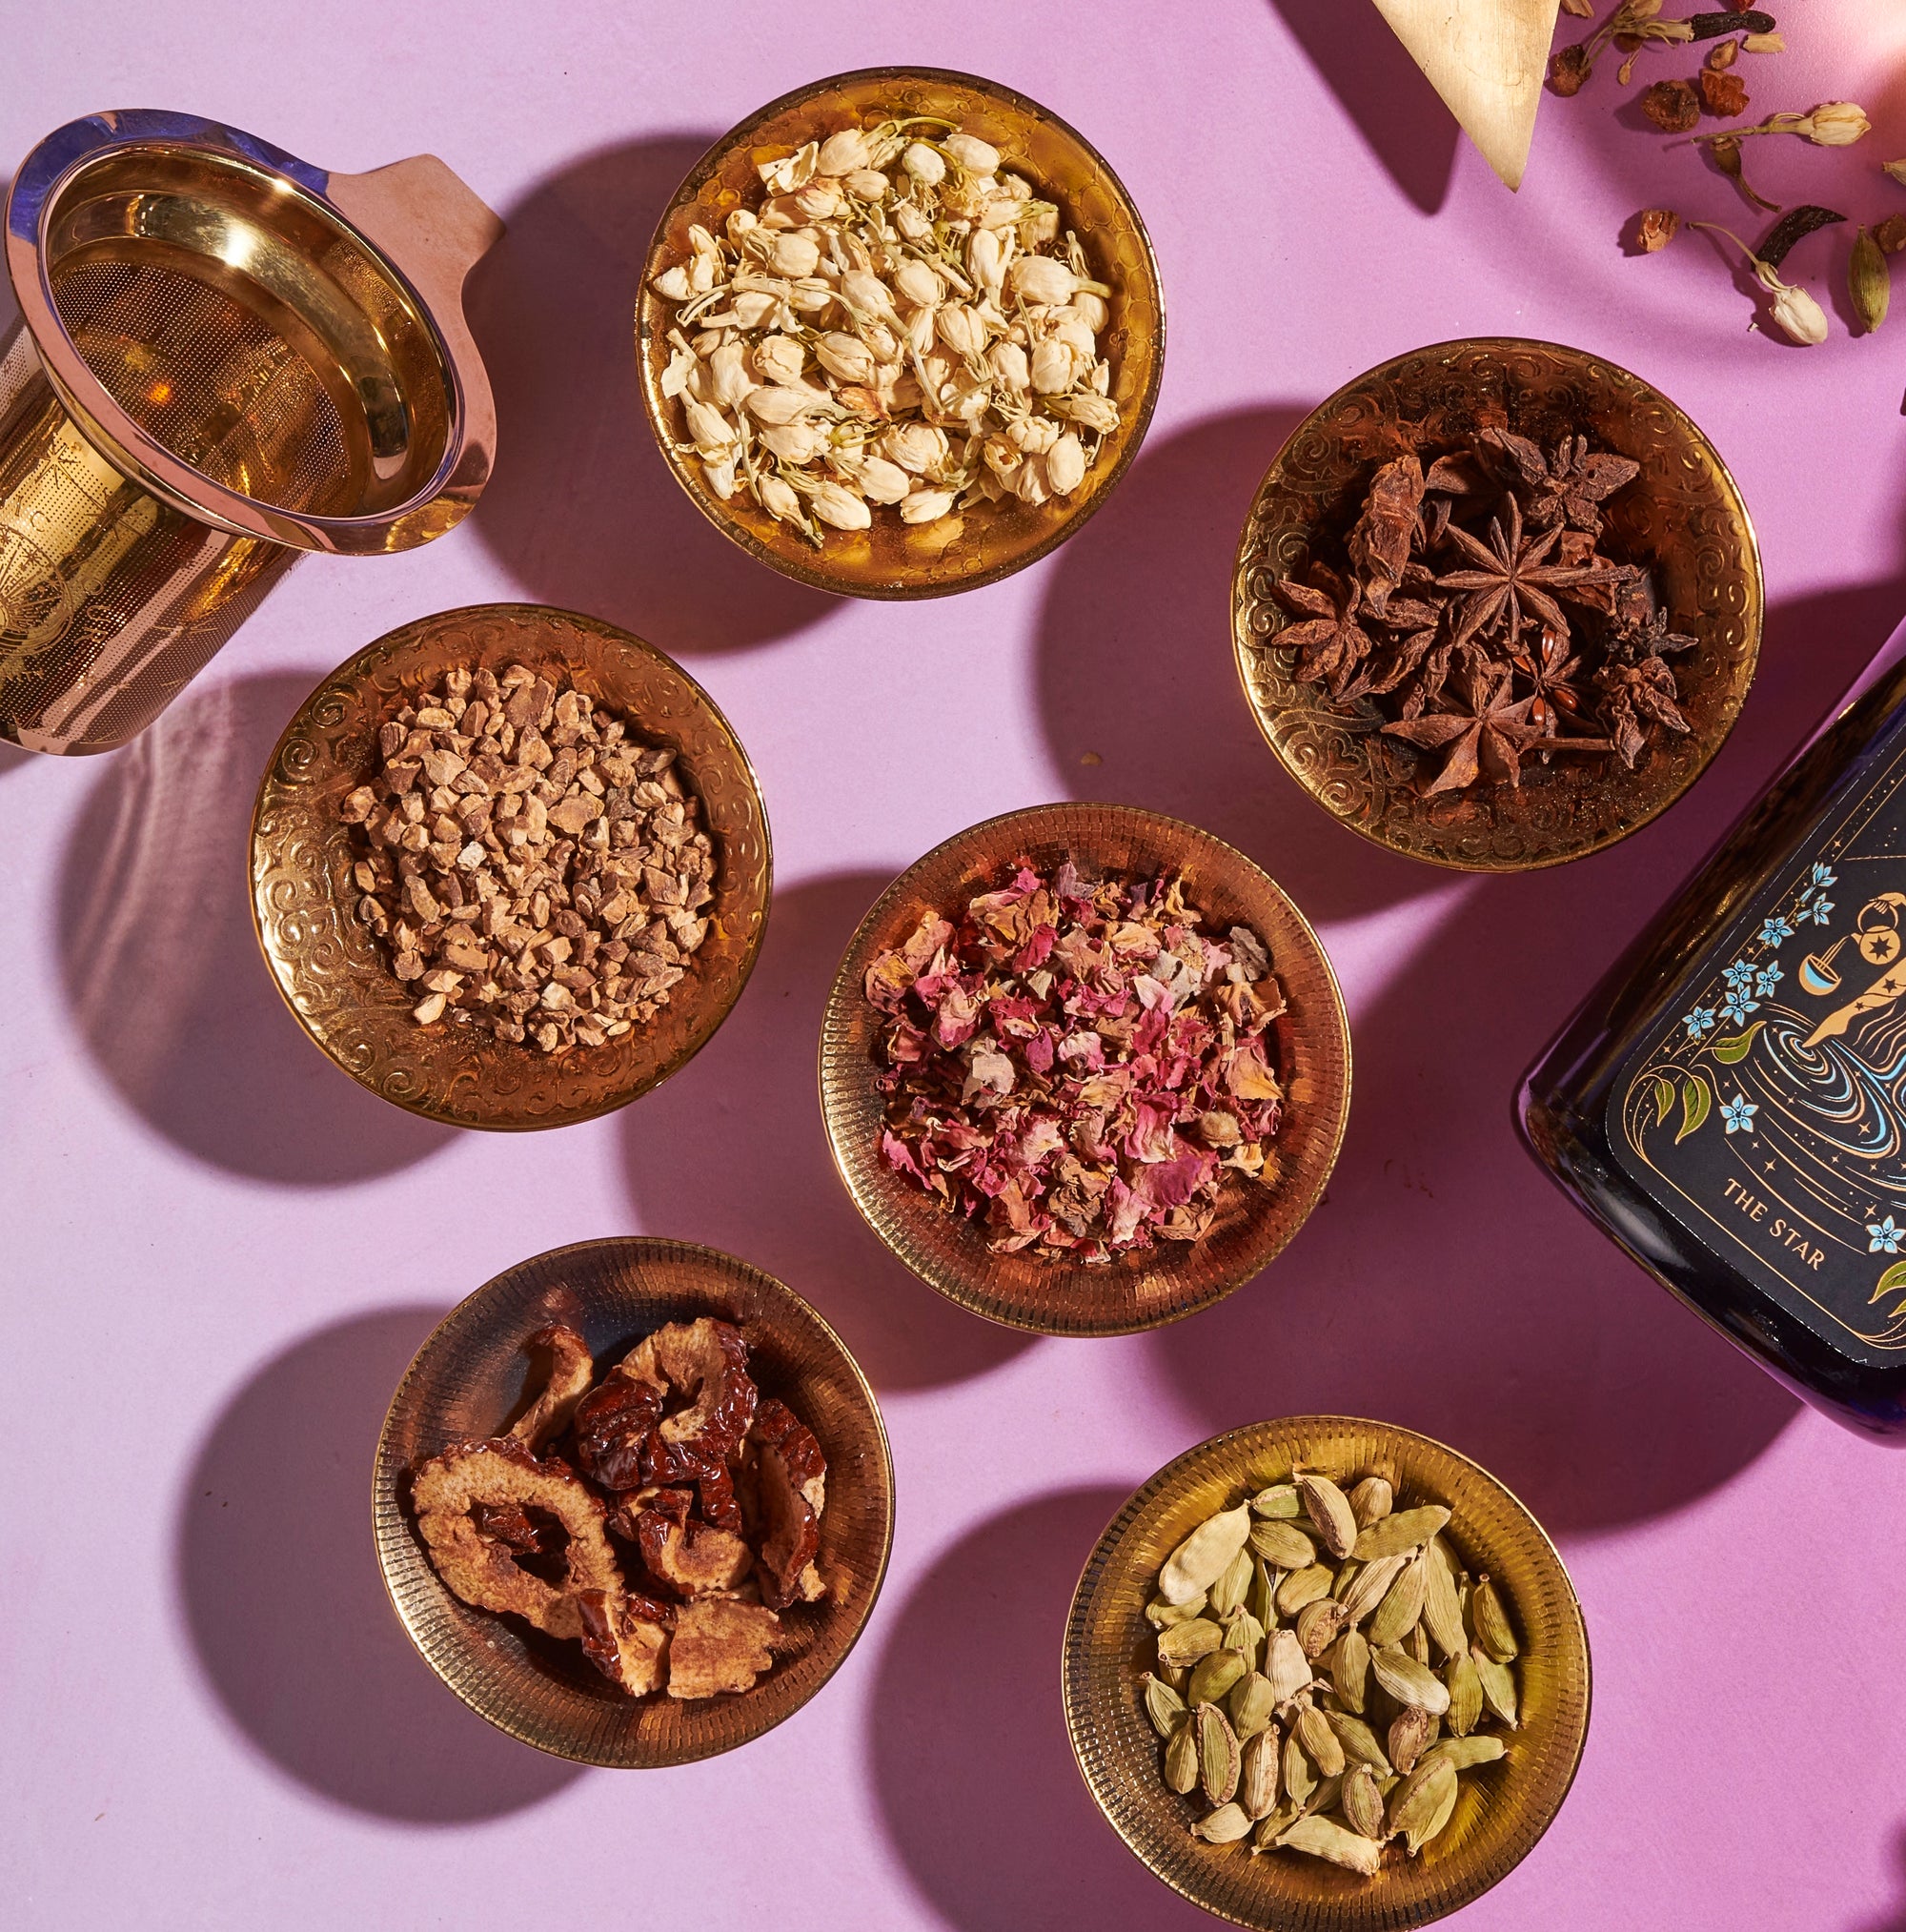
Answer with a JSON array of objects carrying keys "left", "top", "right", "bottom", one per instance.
[
  {"left": 1066, "top": 1417, "right": 1592, "bottom": 1928},
  {"left": 1232, "top": 338, "right": 1762, "bottom": 870},
  {"left": 0, "top": 110, "right": 501, "bottom": 754},
  {"left": 636, "top": 67, "right": 1165, "bottom": 599}
]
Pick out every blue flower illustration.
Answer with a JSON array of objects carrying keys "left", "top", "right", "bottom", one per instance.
[
  {"left": 1760, "top": 914, "right": 1795, "bottom": 947},
  {"left": 1809, "top": 897, "right": 1835, "bottom": 926},
  {"left": 1813, "top": 863, "right": 1837, "bottom": 888},
  {"left": 1684, "top": 1006, "right": 1717, "bottom": 1041},
  {"left": 1720, "top": 990, "right": 1759, "bottom": 1024},
  {"left": 1754, "top": 962, "right": 1783, "bottom": 996},
  {"left": 1868, "top": 1215, "right": 1903, "bottom": 1255},
  {"left": 1720, "top": 1093, "right": 1757, "bottom": 1134},
  {"left": 1722, "top": 961, "right": 1756, "bottom": 989}
]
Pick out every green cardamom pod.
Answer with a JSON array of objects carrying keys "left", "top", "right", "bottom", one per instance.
[
  {"left": 1323, "top": 1708, "right": 1391, "bottom": 1775},
  {"left": 1474, "top": 1648, "right": 1519, "bottom": 1729},
  {"left": 1294, "top": 1596, "right": 1349, "bottom": 1659},
  {"left": 1206, "top": 1545, "right": 1253, "bottom": 1618},
  {"left": 1368, "top": 1552, "right": 1428, "bottom": 1648},
  {"left": 1197, "top": 1699, "right": 1241, "bottom": 1806},
  {"left": 1852, "top": 225, "right": 1891, "bottom": 333},
  {"left": 1246, "top": 1556, "right": 1279, "bottom": 1630},
  {"left": 1222, "top": 1607, "right": 1266, "bottom": 1667},
  {"left": 1348, "top": 1475, "right": 1393, "bottom": 1528},
  {"left": 1330, "top": 1626, "right": 1370, "bottom": 1714},
  {"left": 1141, "top": 1672, "right": 1187, "bottom": 1739},
  {"left": 1282, "top": 1727, "right": 1316, "bottom": 1806},
  {"left": 1248, "top": 1519, "right": 1317, "bottom": 1571},
  {"left": 1165, "top": 1712, "right": 1200, "bottom": 1793},
  {"left": 1146, "top": 1592, "right": 1207, "bottom": 1631},
  {"left": 1387, "top": 1755, "right": 1457, "bottom": 1854},
  {"left": 1420, "top": 1535, "right": 1466, "bottom": 1658},
  {"left": 1239, "top": 1725, "right": 1281, "bottom": 1819},
  {"left": 1470, "top": 1575, "right": 1518, "bottom": 1663},
  {"left": 1279, "top": 1812, "right": 1383, "bottom": 1876},
  {"left": 1156, "top": 1617, "right": 1225, "bottom": 1668},
  {"left": 1341, "top": 1761, "right": 1386, "bottom": 1839},
  {"left": 1443, "top": 1650, "right": 1483, "bottom": 1738},
  {"left": 1228, "top": 1670, "right": 1275, "bottom": 1740},
  {"left": 1296, "top": 1473, "right": 1359, "bottom": 1559},
  {"left": 1249, "top": 1482, "right": 1301, "bottom": 1519},
  {"left": 1274, "top": 1563, "right": 1334, "bottom": 1617},
  {"left": 1339, "top": 1552, "right": 1407, "bottom": 1625},
  {"left": 1293, "top": 1701, "right": 1346, "bottom": 1778},
  {"left": 1351, "top": 1504, "right": 1450, "bottom": 1562},
  {"left": 1191, "top": 1800, "right": 1253, "bottom": 1843},
  {"left": 1422, "top": 1734, "right": 1505, "bottom": 1772},
  {"left": 1388, "top": 1704, "right": 1438, "bottom": 1776},
  {"left": 1188, "top": 1647, "right": 1248, "bottom": 1708},
  {"left": 1371, "top": 1644, "right": 1450, "bottom": 1714}
]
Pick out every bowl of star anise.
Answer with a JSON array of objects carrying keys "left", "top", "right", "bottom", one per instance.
[{"left": 1232, "top": 338, "right": 1762, "bottom": 871}]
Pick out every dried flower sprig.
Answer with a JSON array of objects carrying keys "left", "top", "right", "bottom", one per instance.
[
  {"left": 1690, "top": 100, "right": 1873, "bottom": 148},
  {"left": 1689, "top": 219, "right": 1831, "bottom": 342},
  {"left": 1705, "top": 132, "right": 1781, "bottom": 213}
]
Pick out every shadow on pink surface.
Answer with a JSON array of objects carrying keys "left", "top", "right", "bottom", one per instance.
[
  {"left": 176, "top": 1307, "right": 583, "bottom": 1820},
  {"left": 1856, "top": 1837, "right": 1906, "bottom": 1932},
  {"left": 466, "top": 135, "right": 837, "bottom": 656},
  {"left": 1036, "top": 405, "right": 1432, "bottom": 927},
  {"left": 56, "top": 674, "right": 452, "bottom": 1185},
  {"left": 621, "top": 871, "right": 1032, "bottom": 1391},
  {"left": 1149, "top": 559, "right": 1906, "bottom": 1529},
  {"left": 868, "top": 1487, "right": 1212, "bottom": 1931},
  {"left": 1265, "top": 1, "right": 1462, "bottom": 214}
]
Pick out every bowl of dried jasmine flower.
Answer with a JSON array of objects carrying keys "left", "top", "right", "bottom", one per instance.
[
  {"left": 637, "top": 66, "right": 1164, "bottom": 598},
  {"left": 251, "top": 603, "right": 770, "bottom": 1130},
  {"left": 1065, "top": 1417, "right": 1591, "bottom": 1929},
  {"left": 819, "top": 803, "right": 1349, "bottom": 1334},
  {"left": 1233, "top": 337, "right": 1762, "bottom": 870}
]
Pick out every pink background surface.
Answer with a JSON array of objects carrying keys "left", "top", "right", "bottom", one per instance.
[{"left": 9, "top": 4, "right": 1906, "bottom": 1926}]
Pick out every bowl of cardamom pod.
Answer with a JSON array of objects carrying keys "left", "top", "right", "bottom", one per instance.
[
  {"left": 636, "top": 66, "right": 1165, "bottom": 598},
  {"left": 1064, "top": 1416, "right": 1590, "bottom": 1929},
  {"left": 1232, "top": 336, "right": 1761, "bottom": 871}
]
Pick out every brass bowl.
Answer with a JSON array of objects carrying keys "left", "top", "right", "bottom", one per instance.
[
  {"left": 251, "top": 602, "right": 771, "bottom": 1130},
  {"left": 635, "top": 66, "right": 1165, "bottom": 599},
  {"left": 1233, "top": 337, "right": 1762, "bottom": 871},
  {"left": 1065, "top": 1417, "right": 1592, "bottom": 1928},
  {"left": 819, "top": 803, "right": 1349, "bottom": 1334},
  {"left": 374, "top": 1237, "right": 894, "bottom": 1766}
]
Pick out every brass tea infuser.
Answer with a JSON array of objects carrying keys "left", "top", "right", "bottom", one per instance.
[{"left": 0, "top": 110, "right": 500, "bottom": 754}]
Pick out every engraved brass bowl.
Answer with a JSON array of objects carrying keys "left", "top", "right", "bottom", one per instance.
[
  {"left": 1065, "top": 1416, "right": 1592, "bottom": 1928},
  {"left": 375, "top": 1237, "right": 894, "bottom": 1766},
  {"left": 1233, "top": 337, "right": 1762, "bottom": 871},
  {"left": 251, "top": 602, "right": 770, "bottom": 1130},
  {"left": 635, "top": 66, "right": 1165, "bottom": 599},
  {"left": 819, "top": 803, "right": 1349, "bottom": 1335}
]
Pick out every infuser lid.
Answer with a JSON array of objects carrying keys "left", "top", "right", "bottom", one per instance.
[{"left": 4, "top": 109, "right": 499, "bottom": 555}]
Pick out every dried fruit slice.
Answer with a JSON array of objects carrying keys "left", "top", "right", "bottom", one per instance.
[
  {"left": 666, "top": 1596, "right": 781, "bottom": 1699},
  {"left": 571, "top": 1364, "right": 667, "bottom": 1491},
  {"left": 751, "top": 1396, "right": 829, "bottom": 1609},
  {"left": 505, "top": 1322, "right": 595, "bottom": 1451},
  {"left": 630, "top": 1318, "right": 760, "bottom": 1484},
  {"left": 576, "top": 1587, "right": 671, "bottom": 1695},
  {"left": 634, "top": 1487, "right": 753, "bottom": 1597},
  {"left": 411, "top": 1437, "right": 619, "bottom": 1640}
]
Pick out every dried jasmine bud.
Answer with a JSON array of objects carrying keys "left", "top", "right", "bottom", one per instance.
[{"left": 1696, "top": 100, "right": 1873, "bottom": 147}]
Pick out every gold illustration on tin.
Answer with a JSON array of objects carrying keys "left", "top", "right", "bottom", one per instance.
[{"left": 1621, "top": 834, "right": 1906, "bottom": 1345}]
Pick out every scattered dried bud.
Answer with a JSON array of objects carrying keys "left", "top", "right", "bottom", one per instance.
[
  {"left": 1885, "top": 161, "right": 1906, "bottom": 188},
  {"left": 1851, "top": 228, "right": 1891, "bottom": 334},
  {"left": 1641, "top": 79, "right": 1701, "bottom": 133},
  {"left": 1762, "top": 274, "right": 1831, "bottom": 345},
  {"left": 1548, "top": 45, "right": 1592, "bottom": 97},
  {"left": 1698, "top": 68, "right": 1748, "bottom": 117},
  {"left": 1799, "top": 101, "right": 1873, "bottom": 147},
  {"left": 1637, "top": 208, "right": 1681, "bottom": 252}
]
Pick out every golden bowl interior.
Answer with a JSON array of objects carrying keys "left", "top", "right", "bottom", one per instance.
[
  {"left": 1233, "top": 336, "right": 1762, "bottom": 871},
  {"left": 1065, "top": 1416, "right": 1592, "bottom": 1930},
  {"left": 374, "top": 1237, "right": 895, "bottom": 1767},
  {"left": 819, "top": 803, "right": 1350, "bottom": 1335},
  {"left": 636, "top": 65, "right": 1165, "bottom": 600},
  {"left": 250, "top": 602, "right": 771, "bottom": 1130}
]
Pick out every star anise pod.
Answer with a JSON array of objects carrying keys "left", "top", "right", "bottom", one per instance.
[
  {"left": 1272, "top": 566, "right": 1375, "bottom": 699},
  {"left": 1433, "top": 493, "right": 1618, "bottom": 651},
  {"left": 1347, "top": 454, "right": 1424, "bottom": 615},
  {"left": 1380, "top": 661, "right": 1552, "bottom": 795},
  {"left": 1609, "top": 603, "right": 1698, "bottom": 665},
  {"left": 1596, "top": 655, "right": 1691, "bottom": 768},
  {"left": 1476, "top": 429, "right": 1641, "bottom": 535},
  {"left": 1511, "top": 623, "right": 1594, "bottom": 737}
]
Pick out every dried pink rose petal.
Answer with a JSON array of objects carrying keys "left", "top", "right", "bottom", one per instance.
[{"left": 866, "top": 858, "right": 1286, "bottom": 1264}]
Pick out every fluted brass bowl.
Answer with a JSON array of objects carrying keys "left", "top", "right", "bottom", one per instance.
[
  {"left": 1233, "top": 337, "right": 1761, "bottom": 870},
  {"left": 636, "top": 66, "right": 1165, "bottom": 599},
  {"left": 375, "top": 1237, "right": 895, "bottom": 1766},
  {"left": 251, "top": 602, "right": 770, "bottom": 1129},
  {"left": 1065, "top": 1417, "right": 1591, "bottom": 1928},
  {"left": 819, "top": 803, "right": 1349, "bottom": 1335}
]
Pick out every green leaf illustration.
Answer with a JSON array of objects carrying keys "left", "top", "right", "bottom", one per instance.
[
  {"left": 1710, "top": 1022, "right": 1765, "bottom": 1066},
  {"left": 1653, "top": 1076, "right": 1676, "bottom": 1129},
  {"left": 1869, "top": 1260, "right": 1906, "bottom": 1305},
  {"left": 1675, "top": 1075, "right": 1711, "bottom": 1144}
]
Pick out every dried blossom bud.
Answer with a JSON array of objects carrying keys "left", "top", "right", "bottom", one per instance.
[
  {"left": 1706, "top": 132, "right": 1779, "bottom": 213},
  {"left": 1885, "top": 161, "right": 1906, "bottom": 188},
  {"left": 1636, "top": 208, "right": 1681, "bottom": 253},
  {"left": 1548, "top": 45, "right": 1592, "bottom": 97},
  {"left": 807, "top": 479, "right": 872, "bottom": 530},
  {"left": 1797, "top": 102, "right": 1872, "bottom": 147},
  {"left": 1698, "top": 68, "right": 1748, "bottom": 117},
  {"left": 1641, "top": 80, "right": 1701, "bottom": 134},
  {"left": 1876, "top": 214, "right": 1906, "bottom": 257},
  {"left": 1851, "top": 228, "right": 1891, "bottom": 334},
  {"left": 943, "top": 132, "right": 1001, "bottom": 174},
  {"left": 817, "top": 129, "right": 873, "bottom": 176},
  {"left": 1760, "top": 271, "right": 1830, "bottom": 345}
]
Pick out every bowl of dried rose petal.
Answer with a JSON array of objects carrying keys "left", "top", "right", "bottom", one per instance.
[
  {"left": 637, "top": 66, "right": 1164, "bottom": 598},
  {"left": 251, "top": 602, "right": 770, "bottom": 1129},
  {"left": 1065, "top": 1416, "right": 1590, "bottom": 1929},
  {"left": 1233, "top": 337, "right": 1761, "bottom": 871},
  {"left": 375, "top": 1237, "right": 894, "bottom": 1765},
  {"left": 820, "top": 803, "right": 1350, "bottom": 1335}
]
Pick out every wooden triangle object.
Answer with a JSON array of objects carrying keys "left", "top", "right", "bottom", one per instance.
[{"left": 1369, "top": 0, "right": 1563, "bottom": 191}]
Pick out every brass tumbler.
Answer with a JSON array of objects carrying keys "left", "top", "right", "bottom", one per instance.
[{"left": 0, "top": 111, "right": 500, "bottom": 754}]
